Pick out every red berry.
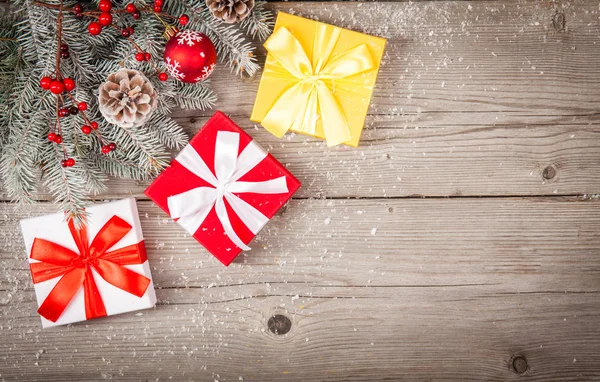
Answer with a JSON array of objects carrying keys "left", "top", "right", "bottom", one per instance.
[
  {"left": 98, "top": 0, "right": 112, "bottom": 12},
  {"left": 55, "top": 135, "right": 63, "bottom": 144},
  {"left": 63, "top": 77, "right": 76, "bottom": 91},
  {"left": 153, "top": 5, "right": 162, "bottom": 12},
  {"left": 69, "top": 106, "right": 79, "bottom": 115},
  {"left": 132, "top": 10, "right": 141, "bottom": 19},
  {"left": 98, "top": 12, "right": 113, "bottom": 26},
  {"left": 66, "top": 158, "right": 75, "bottom": 167},
  {"left": 59, "top": 108, "right": 70, "bottom": 117},
  {"left": 126, "top": 3, "right": 136, "bottom": 12},
  {"left": 47, "top": 133, "right": 57, "bottom": 142},
  {"left": 60, "top": 43, "right": 69, "bottom": 52},
  {"left": 158, "top": 72, "right": 168, "bottom": 81},
  {"left": 61, "top": 51, "right": 70, "bottom": 59},
  {"left": 121, "top": 28, "right": 131, "bottom": 38},
  {"left": 90, "top": 121, "right": 99, "bottom": 130},
  {"left": 40, "top": 76, "right": 52, "bottom": 90},
  {"left": 144, "top": 52, "right": 151, "bottom": 61},
  {"left": 49, "top": 80, "right": 65, "bottom": 94},
  {"left": 81, "top": 125, "right": 92, "bottom": 134},
  {"left": 108, "top": 142, "right": 117, "bottom": 151},
  {"left": 61, "top": 159, "right": 68, "bottom": 167},
  {"left": 179, "top": 14, "right": 189, "bottom": 25},
  {"left": 78, "top": 101, "right": 88, "bottom": 111},
  {"left": 101, "top": 145, "right": 111, "bottom": 154},
  {"left": 135, "top": 52, "right": 145, "bottom": 61},
  {"left": 88, "top": 22, "right": 102, "bottom": 35},
  {"left": 128, "top": 26, "right": 135, "bottom": 34},
  {"left": 73, "top": 4, "right": 83, "bottom": 13},
  {"left": 154, "top": 0, "right": 163, "bottom": 6}
]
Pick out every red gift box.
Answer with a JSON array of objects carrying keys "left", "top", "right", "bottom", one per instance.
[{"left": 145, "top": 111, "right": 301, "bottom": 266}]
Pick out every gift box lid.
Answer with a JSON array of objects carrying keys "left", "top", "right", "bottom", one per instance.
[
  {"left": 20, "top": 198, "right": 156, "bottom": 328},
  {"left": 251, "top": 12, "right": 387, "bottom": 147},
  {"left": 145, "top": 111, "right": 301, "bottom": 266}
]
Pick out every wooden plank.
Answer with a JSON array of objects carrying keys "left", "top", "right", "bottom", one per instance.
[
  {"left": 3, "top": 0, "right": 600, "bottom": 200},
  {"left": 1, "top": 197, "right": 600, "bottom": 380},
  {"left": 196, "top": 0, "right": 600, "bottom": 122},
  {"left": 2, "top": 121, "right": 600, "bottom": 201}
]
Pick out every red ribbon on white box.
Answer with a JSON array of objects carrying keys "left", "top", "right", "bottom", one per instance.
[{"left": 167, "top": 131, "right": 289, "bottom": 251}]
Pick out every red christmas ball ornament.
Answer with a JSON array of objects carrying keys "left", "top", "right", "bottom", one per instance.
[
  {"left": 49, "top": 80, "right": 65, "bottom": 94},
  {"left": 98, "top": 0, "right": 112, "bottom": 11},
  {"left": 63, "top": 77, "right": 76, "bottom": 91},
  {"left": 163, "top": 30, "right": 216, "bottom": 84},
  {"left": 98, "top": 12, "right": 113, "bottom": 26},
  {"left": 88, "top": 22, "right": 102, "bottom": 35},
  {"left": 40, "top": 76, "right": 52, "bottom": 90}
]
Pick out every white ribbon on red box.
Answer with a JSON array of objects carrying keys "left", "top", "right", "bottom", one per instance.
[{"left": 167, "top": 131, "right": 289, "bottom": 250}]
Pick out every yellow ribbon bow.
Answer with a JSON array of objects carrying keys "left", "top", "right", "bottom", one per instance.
[{"left": 260, "top": 24, "right": 377, "bottom": 147}]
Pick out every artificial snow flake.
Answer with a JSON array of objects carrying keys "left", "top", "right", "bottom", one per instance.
[
  {"left": 177, "top": 30, "right": 204, "bottom": 47},
  {"left": 165, "top": 57, "right": 186, "bottom": 81},
  {"left": 194, "top": 63, "right": 216, "bottom": 82}
]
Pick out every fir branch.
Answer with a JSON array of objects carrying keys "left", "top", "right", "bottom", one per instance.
[{"left": 239, "top": 1, "right": 273, "bottom": 41}]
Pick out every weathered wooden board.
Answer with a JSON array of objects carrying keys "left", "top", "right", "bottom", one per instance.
[
  {"left": 2, "top": 0, "right": 600, "bottom": 381},
  {"left": 2, "top": 1, "right": 600, "bottom": 201},
  {"left": 1, "top": 198, "right": 600, "bottom": 380}
]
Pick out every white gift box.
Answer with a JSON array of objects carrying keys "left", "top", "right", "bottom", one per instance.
[{"left": 20, "top": 198, "right": 156, "bottom": 328}]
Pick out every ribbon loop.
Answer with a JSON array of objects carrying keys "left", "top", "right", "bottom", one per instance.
[
  {"left": 167, "top": 131, "right": 289, "bottom": 252},
  {"left": 261, "top": 25, "right": 376, "bottom": 146},
  {"left": 29, "top": 216, "right": 150, "bottom": 323}
]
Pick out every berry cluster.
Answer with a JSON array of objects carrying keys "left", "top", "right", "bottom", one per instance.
[
  {"left": 40, "top": 74, "right": 116, "bottom": 167},
  {"left": 34, "top": 0, "right": 190, "bottom": 168}
]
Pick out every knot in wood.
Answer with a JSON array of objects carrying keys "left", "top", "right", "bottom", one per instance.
[
  {"left": 553, "top": 12, "right": 565, "bottom": 32},
  {"left": 542, "top": 165, "right": 556, "bottom": 180},
  {"left": 512, "top": 356, "right": 528, "bottom": 374},
  {"left": 268, "top": 314, "right": 292, "bottom": 335}
]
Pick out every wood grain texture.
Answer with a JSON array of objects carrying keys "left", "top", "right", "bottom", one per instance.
[
  {"left": 1, "top": 198, "right": 600, "bottom": 381},
  {"left": 1, "top": 0, "right": 600, "bottom": 200},
  {"left": 2, "top": 0, "right": 600, "bottom": 381}
]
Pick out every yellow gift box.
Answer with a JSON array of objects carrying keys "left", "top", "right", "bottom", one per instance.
[{"left": 250, "top": 12, "right": 386, "bottom": 147}]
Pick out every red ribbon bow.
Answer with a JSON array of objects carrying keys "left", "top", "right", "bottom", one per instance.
[{"left": 29, "top": 215, "right": 151, "bottom": 323}]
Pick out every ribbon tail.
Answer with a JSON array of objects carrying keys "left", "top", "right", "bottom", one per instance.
[
  {"left": 315, "top": 81, "right": 352, "bottom": 146},
  {"left": 224, "top": 193, "right": 270, "bottom": 235},
  {"left": 291, "top": 86, "right": 319, "bottom": 137},
  {"left": 214, "top": 197, "right": 251, "bottom": 251},
  {"left": 260, "top": 82, "right": 314, "bottom": 138},
  {"left": 37, "top": 267, "right": 86, "bottom": 323},
  {"left": 83, "top": 266, "right": 107, "bottom": 320},
  {"left": 93, "top": 259, "right": 151, "bottom": 298}
]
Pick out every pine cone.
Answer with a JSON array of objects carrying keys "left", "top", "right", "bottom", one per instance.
[
  {"left": 98, "top": 69, "right": 158, "bottom": 128},
  {"left": 206, "top": 0, "right": 255, "bottom": 23}
]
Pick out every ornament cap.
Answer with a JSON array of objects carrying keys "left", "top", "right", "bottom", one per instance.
[{"left": 163, "top": 25, "right": 180, "bottom": 40}]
